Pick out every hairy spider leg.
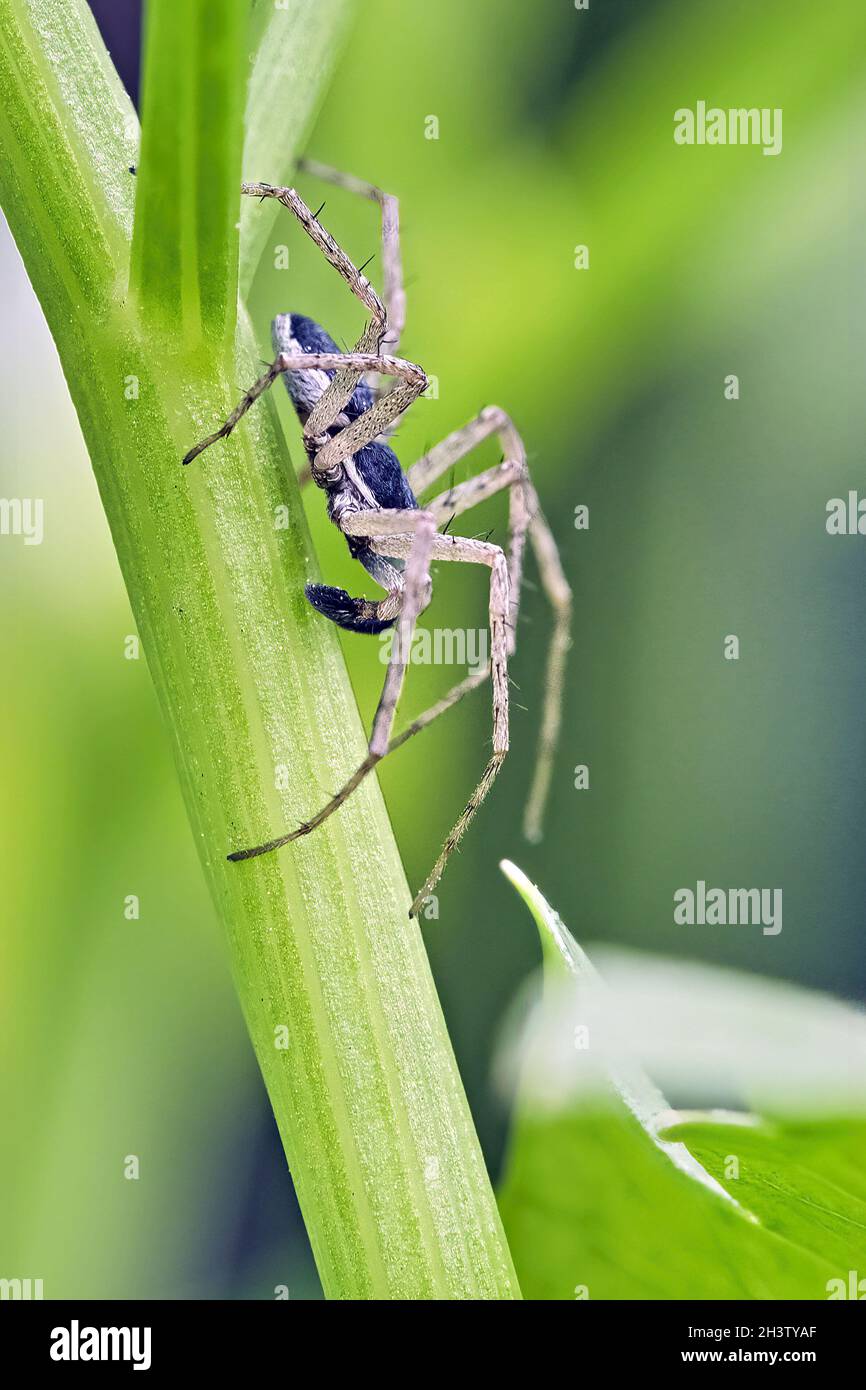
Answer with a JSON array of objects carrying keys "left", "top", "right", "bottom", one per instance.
[
  {"left": 296, "top": 158, "right": 405, "bottom": 355},
  {"left": 408, "top": 407, "right": 572, "bottom": 842},
  {"left": 182, "top": 349, "right": 426, "bottom": 470},
  {"left": 227, "top": 508, "right": 438, "bottom": 863},
  {"left": 230, "top": 516, "right": 510, "bottom": 919}
]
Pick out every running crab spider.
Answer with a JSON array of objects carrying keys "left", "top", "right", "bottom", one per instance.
[{"left": 183, "top": 158, "right": 572, "bottom": 917}]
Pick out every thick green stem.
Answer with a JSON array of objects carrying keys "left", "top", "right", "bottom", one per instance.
[
  {"left": 0, "top": 0, "right": 519, "bottom": 1299},
  {"left": 130, "top": 0, "right": 246, "bottom": 347}
]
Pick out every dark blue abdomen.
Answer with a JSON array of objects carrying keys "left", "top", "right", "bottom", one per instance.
[{"left": 354, "top": 440, "right": 417, "bottom": 510}]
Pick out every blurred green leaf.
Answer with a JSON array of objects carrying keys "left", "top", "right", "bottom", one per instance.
[{"left": 497, "top": 862, "right": 862, "bottom": 1300}]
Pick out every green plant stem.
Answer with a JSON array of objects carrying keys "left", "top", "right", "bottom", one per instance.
[
  {"left": 0, "top": 0, "right": 519, "bottom": 1299},
  {"left": 130, "top": 0, "right": 246, "bottom": 347}
]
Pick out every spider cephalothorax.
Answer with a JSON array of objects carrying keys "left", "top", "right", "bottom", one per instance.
[{"left": 183, "top": 162, "right": 571, "bottom": 914}]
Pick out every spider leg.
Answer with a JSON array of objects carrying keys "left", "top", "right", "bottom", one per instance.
[
  {"left": 342, "top": 511, "right": 438, "bottom": 757},
  {"left": 182, "top": 350, "right": 425, "bottom": 469},
  {"left": 409, "top": 407, "right": 528, "bottom": 649},
  {"left": 362, "top": 528, "right": 511, "bottom": 916},
  {"left": 232, "top": 660, "right": 494, "bottom": 870},
  {"left": 241, "top": 181, "right": 385, "bottom": 335},
  {"left": 228, "top": 508, "right": 437, "bottom": 860},
  {"left": 296, "top": 158, "right": 406, "bottom": 356},
  {"left": 426, "top": 458, "right": 528, "bottom": 654},
  {"left": 409, "top": 406, "right": 572, "bottom": 841},
  {"left": 519, "top": 479, "right": 572, "bottom": 841},
  {"left": 230, "top": 172, "right": 406, "bottom": 490},
  {"left": 241, "top": 181, "right": 392, "bottom": 438},
  {"left": 308, "top": 365, "right": 427, "bottom": 475},
  {"left": 406, "top": 411, "right": 510, "bottom": 496},
  {"left": 230, "top": 512, "right": 510, "bottom": 919},
  {"left": 256, "top": 416, "right": 568, "bottom": 894}
]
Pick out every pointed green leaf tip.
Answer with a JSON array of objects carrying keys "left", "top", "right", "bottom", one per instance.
[
  {"left": 499, "top": 858, "right": 740, "bottom": 1203},
  {"left": 499, "top": 859, "right": 593, "bottom": 981}
]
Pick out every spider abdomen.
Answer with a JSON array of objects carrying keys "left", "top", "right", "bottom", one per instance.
[{"left": 353, "top": 440, "right": 417, "bottom": 511}]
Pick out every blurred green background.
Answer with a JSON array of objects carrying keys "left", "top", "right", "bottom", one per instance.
[{"left": 1, "top": 0, "right": 863, "bottom": 1298}]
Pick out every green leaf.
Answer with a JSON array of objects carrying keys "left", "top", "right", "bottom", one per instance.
[
  {"left": 497, "top": 861, "right": 861, "bottom": 1300},
  {"left": 661, "top": 1115, "right": 866, "bottom": 1285},
  {"left": 130, "top": 0, "right": 248, "bottom": 348}
]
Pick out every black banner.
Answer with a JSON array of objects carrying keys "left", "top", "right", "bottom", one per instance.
[{"left": 1, "top": 1299, "right": 861, "bottom": 1374}]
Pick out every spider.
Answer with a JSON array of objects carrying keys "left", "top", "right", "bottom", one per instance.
[{"left": 183, "top": 158, "right": 572, "bottom": 916}]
